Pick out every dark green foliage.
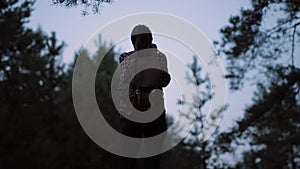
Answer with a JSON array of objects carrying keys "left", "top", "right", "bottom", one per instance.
[
  {"left": 218, "top": 0, "right": 300, "bottom": 90},
  {"left": 175, "top": 56, "right": 227, "bottom": 169},
  {"left": 216, "top": 0, "right": 300, "bottom": 168},
  {"left": 221, "top": 68, "right": 300, "bottom": 169},
  {"left": 0, "top": 0, "right": 70, "bottom": 167},
  {"left": 181, "top": 56, "right": 212, "bottom": 169},
  {"left": 0, "top": 1, "right": 120, "bottom": 168}
]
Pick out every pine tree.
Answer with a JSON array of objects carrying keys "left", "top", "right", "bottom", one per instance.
[
  {"left": 0, "top": 0, "right": 67, "bottom": 168},
  {"left": 216, "top": 1, "right": 300, "bottom": 168},
  {"left": 176, "top": 56, "right": 225, "bottom": 169}
]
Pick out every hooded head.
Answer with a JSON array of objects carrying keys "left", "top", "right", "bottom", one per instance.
[{"left": 131, "top": 25, "right": 153, "bottom": 51}]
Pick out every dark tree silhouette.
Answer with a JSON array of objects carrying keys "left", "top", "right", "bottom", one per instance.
[
  {"left": 217, "top": 0, "right": 300, "bottom": 90},
  {"left": 0, "top": 1, "right": 121, "bottom": 168},
  {"left": 0, "top": 0, "right": 68, "bottom": 168},
  {"left": 178, "top": 56, "right": 212, "bottom": 169},
  {"left": 175, "top": 56, "right": 228, "bottom": 169},
  {"left": 216, "top": 1, "right": 300, "bottom": 168},
  {"left": 222, "top": 67, "right": 300, "bottom": 169}
]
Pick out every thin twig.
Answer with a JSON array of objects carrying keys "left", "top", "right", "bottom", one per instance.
[{"left": 291, "top": 24, "right": 297, "bottom": 68}]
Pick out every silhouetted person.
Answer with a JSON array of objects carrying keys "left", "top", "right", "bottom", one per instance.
[{"left": 118, "top": 25, "right": 171, "bottom": 169}]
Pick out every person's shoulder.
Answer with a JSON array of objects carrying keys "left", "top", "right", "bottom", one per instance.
[
  {"left": 119, "top": 51, "right": 134, "bottom": 63},
  {"left": 156, "top": 49, "right": 166, "bottom": 56},
  {"left": 155, "top": 49, "right": 167, "bottom": 60}
]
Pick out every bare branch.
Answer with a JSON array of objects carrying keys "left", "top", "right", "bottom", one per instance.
[{"left": 291, "top": 23, "right": 298, "bottom": 68}]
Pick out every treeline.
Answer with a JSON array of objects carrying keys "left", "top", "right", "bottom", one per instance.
[{"left": 0, "top": 1, "right": 207, "bottom": 168}]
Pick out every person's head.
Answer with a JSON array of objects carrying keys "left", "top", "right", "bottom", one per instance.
[{"left": 131, "top": 25, "right": 153, "bottom": 51}]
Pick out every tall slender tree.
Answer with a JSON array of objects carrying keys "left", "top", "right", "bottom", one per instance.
[{"left": 176, "top": 56, "right": 226, "bottom": 169}]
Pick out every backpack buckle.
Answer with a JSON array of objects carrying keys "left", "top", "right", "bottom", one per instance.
[{"left": 135, "top": 89, "right": 141, "bottom": 95}]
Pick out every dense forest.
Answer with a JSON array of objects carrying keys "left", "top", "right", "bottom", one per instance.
[{"left": 1, "top": 0, "right": 299, "bottom": 168}]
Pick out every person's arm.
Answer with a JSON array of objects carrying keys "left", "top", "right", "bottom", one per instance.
[
  {"left": 130, "top": 49, "right": 171, "bottom": 89},
  {"left": 118, "top": 52, "right": 131, "bottom": 116},
  {"left": 157, "top": 51, "right": 171, "bottom": 88}
]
